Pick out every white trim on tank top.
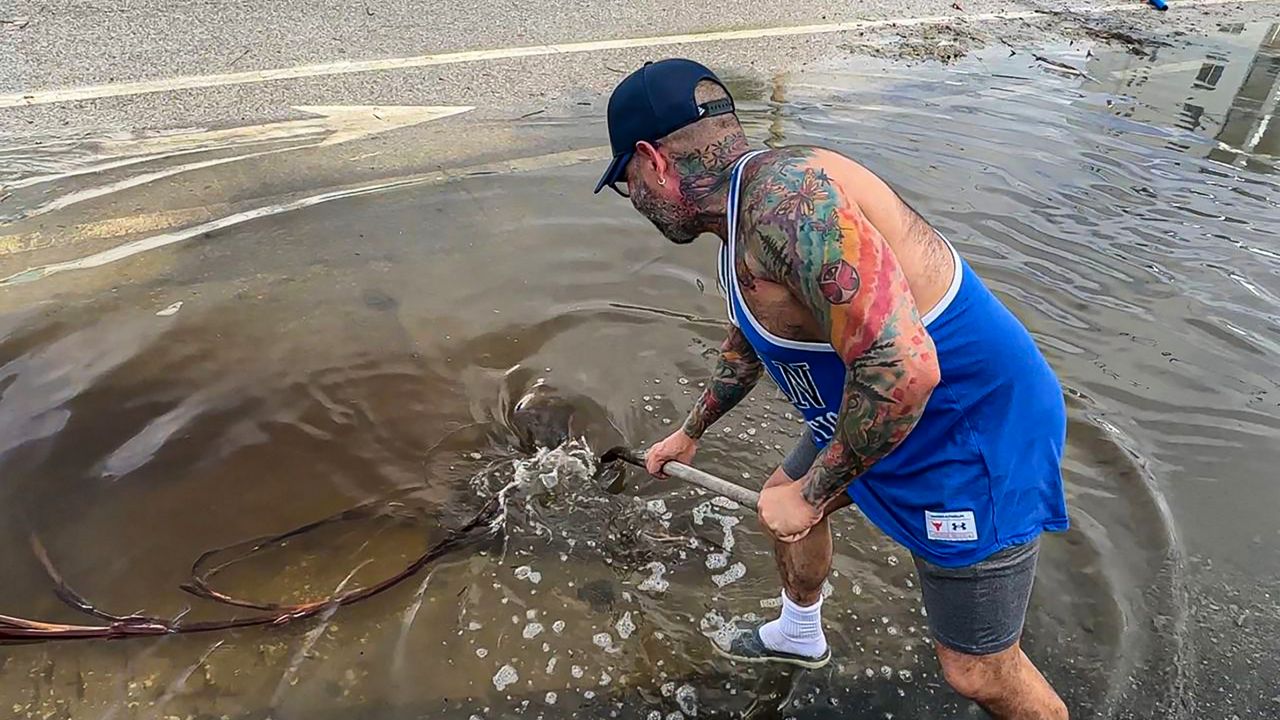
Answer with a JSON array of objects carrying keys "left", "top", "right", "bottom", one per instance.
[{"left": 722, "top": 150, "right": 962, "bottom": 351}]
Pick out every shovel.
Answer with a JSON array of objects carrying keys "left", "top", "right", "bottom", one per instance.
[{"left": 598, "top": 446, "right": 761, "bottom": 507}]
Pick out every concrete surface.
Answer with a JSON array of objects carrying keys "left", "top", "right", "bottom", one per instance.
[{"left": 2, "top": 0, "right": 1276, "bottom": 136}]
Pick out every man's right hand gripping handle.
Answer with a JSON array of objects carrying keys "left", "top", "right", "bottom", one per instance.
[{"left": 645, "top": 429, "right": 699, "bottom": 478}]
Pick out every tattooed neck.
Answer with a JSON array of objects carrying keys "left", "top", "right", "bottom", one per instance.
[{"left": 668, "top": 133, "right": 751, "bottom": 238}]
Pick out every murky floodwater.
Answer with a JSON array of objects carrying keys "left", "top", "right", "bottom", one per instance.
[{"left": 2, "top": 22, "right": 1278, "bottom": 720}]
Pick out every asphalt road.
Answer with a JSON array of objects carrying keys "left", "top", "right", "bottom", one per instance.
[{"left": 2, "top": 0, "right": 1276, "bottom": 137}]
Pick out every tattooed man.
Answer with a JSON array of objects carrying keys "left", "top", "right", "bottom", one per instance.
[{"left": 595, "top": 60, "right": 1070, "bottom": 720}]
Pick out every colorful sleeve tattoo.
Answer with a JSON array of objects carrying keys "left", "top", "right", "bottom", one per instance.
[
  {"left": 737, "top": 148, "right": 941, "bottom": 510},
  {"left": 682, "top": 325, "right": 764, "bottom": 439}
]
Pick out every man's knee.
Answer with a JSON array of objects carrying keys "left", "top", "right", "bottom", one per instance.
[{"left": 936, "top": 643, "right": 1017, "bottom": 703}]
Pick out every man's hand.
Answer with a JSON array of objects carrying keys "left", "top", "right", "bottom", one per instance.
[
  {"left": 644, "top": 429, "right": 697, "bottom": 478},
  {"left": 757, "top": 481, "right": 823, "bottom": 543}
]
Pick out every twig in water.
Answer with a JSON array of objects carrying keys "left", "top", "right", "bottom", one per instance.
[
  {"left": 271, "top": 562, "right": 370, "bottom": 706},
  {"left": 1032, "top": 54, "right": 1098, "bottom": 83},
  {"left": 228, "top": 48, "right": 250, "bottom": 67},
  {"left": 154, "top": 640, "right": 225, "bottom": 712},
  {"left": 391, "top": 569, "right": 436, "bottom": 679}
]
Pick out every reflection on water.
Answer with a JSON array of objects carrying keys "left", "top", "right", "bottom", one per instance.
[{"left": 2, "top": 22, "right": 1279, "bottom": 720}]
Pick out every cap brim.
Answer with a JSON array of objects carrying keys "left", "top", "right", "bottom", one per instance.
[{"left": 593, "top": 152, "right": 632, "bottom": 194}]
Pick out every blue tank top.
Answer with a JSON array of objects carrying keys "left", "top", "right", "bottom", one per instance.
[{"left": 718, "top": 150, "right": 1069, "bottom": 567}]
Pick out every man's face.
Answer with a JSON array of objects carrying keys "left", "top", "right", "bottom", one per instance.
[{"left": 625, "top": 154, "right": 698, "bottom": 245}]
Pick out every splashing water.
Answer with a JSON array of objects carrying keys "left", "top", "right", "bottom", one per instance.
[{"left": 511, "top": 438, "right": 596, "bottom": 490}]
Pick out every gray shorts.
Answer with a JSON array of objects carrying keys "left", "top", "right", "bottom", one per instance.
[{"left": 780, "top": 431, "right": 1039, "bottom": 656}]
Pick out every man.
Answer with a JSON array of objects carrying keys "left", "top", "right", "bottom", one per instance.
[{"left": 594, "top": 59, "right": 1071, "bottom": 720}]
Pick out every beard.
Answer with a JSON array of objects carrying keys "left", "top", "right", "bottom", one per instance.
[{"left": 630, "top": 180, "right": 698, "bottom": 244}]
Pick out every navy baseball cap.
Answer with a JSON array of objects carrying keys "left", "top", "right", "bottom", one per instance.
[{"left": 594, "top": 59, "right": 736, "bottom": 194}]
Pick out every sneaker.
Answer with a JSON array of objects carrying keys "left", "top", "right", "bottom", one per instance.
[{"left": 711, "top": 622, "right": 831, "bottom": 669}]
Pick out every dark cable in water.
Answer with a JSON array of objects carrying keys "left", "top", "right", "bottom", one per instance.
[
  {"left": 0, "top": 491, "right": 507, "bottom": 643},
  {"left": 0, "top": 422, "right": 521, "bottom": 644}
]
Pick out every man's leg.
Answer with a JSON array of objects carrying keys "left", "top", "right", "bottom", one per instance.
[
  {"left": 934, "top": 641, "right": 1067, "bottom": 720},
  {"left": 763, "top": 464, "right": 848, "bottom": 606},
  {"left": 714, "top": 431, "right": 848, "bottom": 668},
  {"left": 915, "top": 539, "right": 1068, "bottom": 720}
]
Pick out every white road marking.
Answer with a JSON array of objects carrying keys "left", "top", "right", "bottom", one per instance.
[
  {"left": 0, "top": 0, "right": 1266, "bottom": 108},
  {"left": 0, "top": 146, "right": 610, "bottom": 287},
  {"left": 5, "top": 106, "right": 472, "bottom": 221},
  {"left": 5, "top": 105, "right": 469, "bottom": 189}
]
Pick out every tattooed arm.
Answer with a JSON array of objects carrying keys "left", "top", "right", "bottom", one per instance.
[
  {"left": 645, "top": 325, "right": 762, "bottom": 477},
  {"left": 682, "top": 325, "right": 764, "bottom": 439},
  {"left": 742, "top": 149, "right": 941, "bottom": 533}
]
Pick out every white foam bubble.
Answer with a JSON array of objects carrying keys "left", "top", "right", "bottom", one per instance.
[
  {"left": 599, "top": 671, "right": 612, "bottom": 686},
  {"left": 710, "top": 496, "right": 740, "bottom": 510},
  {"left": 552, "top": 620, "right": 566, "bottom": 634},
  {"left": 705, "top": 553, "right": 728, "bottom": 570},
  {"left": 545, "top": 692, "right": 557, "bottom": 705},
  {"left": 898, "top": 669, "right": 914, "bottom": 683},
  {"left": 546, "top": 657, "right": 558, "bottom": 674},
  {"left": 675, "top": 684, "right": 698, "bottom": 716},
  {"left": 571, "top": 665, "right": 584, "bottom": 679},
  {"left": 592, "top": 632, "right": 614, "bottom": 650},
  {"left": 699, "top": 610, "right": 726, "bottom": 633},
  {"left": 476, "top": 648, "right": 488, "bottom": 659},
  {"left": 492, "top": 664, "right": 519, "bottom": 692},
  {"left": 523, "top": 623, "right": 544, "bottom": 639},
  {"left": 514, "top": 565, "right": 542, "bottom": 584},
  {"left": 711, "top": 562, "right": 746, "bottom": 588},
  {"left": 615, "top": 611, "right": 636, "bottom": 640},
  {"left": 638, "top": 562, "right": 669, "bottom": 593},
  {"left": 660, "top": 681, "right": 676, "bottom": 697}
]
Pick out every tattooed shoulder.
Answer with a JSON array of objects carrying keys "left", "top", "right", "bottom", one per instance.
[{"left": 736, "top": 148, "right": 852, "bottom": 321}]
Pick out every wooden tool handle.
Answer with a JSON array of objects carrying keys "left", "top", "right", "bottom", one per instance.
[{"left": 659, "top": 460, "right": 761, "bottom": 507}]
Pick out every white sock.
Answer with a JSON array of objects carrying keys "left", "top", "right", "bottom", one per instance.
[{"left": 758, "top": 592, "right": 828, "bottom": 658}]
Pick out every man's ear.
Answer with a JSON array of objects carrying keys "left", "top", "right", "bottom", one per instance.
[{"left": 634, "top": 141, "right": 670, "bottom": 180}]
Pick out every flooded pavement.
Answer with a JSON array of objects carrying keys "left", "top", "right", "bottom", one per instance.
[{"left": 2, "top": 20, "right": 1279, "bottom": 720}]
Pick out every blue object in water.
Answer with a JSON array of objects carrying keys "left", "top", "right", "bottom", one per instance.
[{"left": 1149, "top": 0, "right": 1168, "bottom": 10}]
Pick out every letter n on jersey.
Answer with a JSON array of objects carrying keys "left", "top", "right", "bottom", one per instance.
[{"left": 772, "top": 361, "right": 824, "bottom": 409}]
